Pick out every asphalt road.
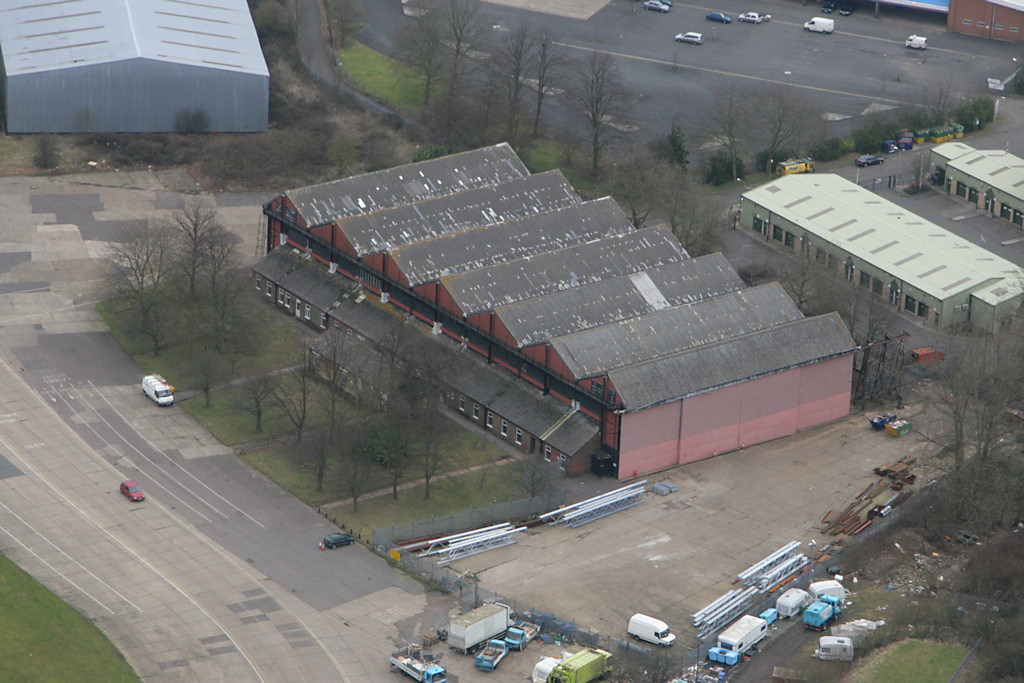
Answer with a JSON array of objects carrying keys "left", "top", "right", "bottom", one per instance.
[{"left": 358, "top": 0, "right": 1019, "bottom": 148}]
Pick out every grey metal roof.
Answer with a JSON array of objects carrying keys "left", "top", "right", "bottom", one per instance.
[
  {"left": 442, "top": 227, "right": 686, "bottom": 318},
  {"left": 337, "top": 170, "right": 581, "bottom": 256},
  {"left": 608, "top": 313, "right": 857, "bottom": 410},
  {"left": 550, "top": 283, "right": 803, "bottom": 379},
  {"left": 942, "top": 144, "right": 1024, "bottom": 205},
  {"left": 252, "top": 249, "right": 355, "bottom": 311},
  {"left": 285, "top": 144, "right": 528, "bottom": 228},
  {"left": 496, "top": 255, "right": 746, "bottom": 348},
  {"left": 389, "top": 198, "right": 633, "bottom": 287},
  {"left": 324, "top": 290, "right": 599, "bottom": 456},
  {"left": 742, "top": 174, "right": 1024, "bottom": 307},
  {"left": 0, "top": 0, "right": 268, "bottom": 77}
]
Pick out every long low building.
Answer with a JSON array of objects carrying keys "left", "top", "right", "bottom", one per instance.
[
  {"left": 739, "top": 173, "right": 1024, "bottom": 333},
  {"left": 931, "top": 142, "right": 1024, "bottom": 229},
  {"left": 256, "top": 144, "right": 857, "bottom": 479}
]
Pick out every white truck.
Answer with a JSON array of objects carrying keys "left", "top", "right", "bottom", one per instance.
[
  {"left": 390, "top": 646, "right": 447, "bottom": 683},
  {"left": 627, "top": 613, "right": 676, "bottom": 646},
  {"left": 142, "top": 374, "right": 174, "bottom": 406},
  {"left": 803, "top": 17, "right": 835, "bottom": 33},
  {"left": 448, "top": 603, "right": 513, "bottom": 654}
]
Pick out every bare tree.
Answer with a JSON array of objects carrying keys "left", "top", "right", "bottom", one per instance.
[
  {"left": 396, "top": 5, "right": 446, "bottom": 106},
  {"left": 325, "top": 0, "right": 364, "bottom": 49},
  {"left": 529, "top": 30, "right": 567, "bottom": 139},
  {"left": 185, "top": 349, "right": 227, "bottom": 408},
  {"left": 437, "top": 0, "right": 490, "bottom": 145},
  {"left": 703, "top": 84, "right": 751, "bottom": 183},
  {"left": 777, "top": 247, "right": 836, "bottom": 314},
  {"left": 106, "top": 221, "right": 177, "bottom": 356},
  {"left": 568, "top": 52, "right": 632, "bottom": 174},
  {"left": 608, "top": 149, "right": 668, "bottom": 228},
  {"left": 274, "top": 343, "right": 315, "bottom": 443},
  {"left": 170, "top": 201, "right": 222, "bottom": 303},
  {"left": 338, "top": 419, "right": 376, "bottom": 511},
  {"left": 238, "top": 375, "right": 277, "bottom": 433},
  {"left": 489, "top": 24, "right": 534, "bottom": 148},
  {"left": 518, "top": 456, "right": 553, "bottom": 498},
  {"left": 756, "top": 84, "right": 825, "bottom": 168},
  {"left": 660, "top": 184, "right": 724, "bottom": 257}
]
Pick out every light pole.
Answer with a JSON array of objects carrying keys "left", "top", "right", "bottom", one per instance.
[{"left": 768, "top": 157, "right": 773, "bottom": 181}]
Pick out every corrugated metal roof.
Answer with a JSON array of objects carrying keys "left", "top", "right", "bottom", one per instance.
[
  {"left": 608, "top": 313, "right": 856, "bottom": 410},
  {"left": 550, "top": 283, "right": 803, "bottom": 379},
  {"left": 0, "top": 0, "right": 267, "bottom": 77},
  {"left": 389, "top": 198, "right": 633, "bottom": 286},
  {"left": 496, "top": 255, "right": 746, "bottom": 348},
  {"left": 942, "top": 144, "right": 1024, "bottom": 206},
  {"left": 253, "top": 249, "right": 355, "bottom": 310},
  {"left": 931, "top": 141, "right": 975, "bottom": 163},
  {"left": 336, "top": 170, "right": 581, "bottom": 257},
  {"left": 285, "top": 144, "right": 528, "bottom": 228},
  {"left": 742, "top": 174, "right": 1024, "bottom": 306},
  {"left": 442, "top": 227, "right": 686, "bottom": 317}
]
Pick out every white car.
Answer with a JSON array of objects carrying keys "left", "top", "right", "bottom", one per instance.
[
  {"left": 644, "top": 0, "right": 671, "bottom": 11},
  {"left": 738, "top": 11, "right": 771, "bottom": 23},
  {"left": 675, "top": 32, "right": 704, "bottom": 44}
]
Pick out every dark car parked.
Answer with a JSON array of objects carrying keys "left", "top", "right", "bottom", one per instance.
[
  {"left": 706, "top": 10, "right": 733, "bottom": 22},
  {"left": 321, "top": 532, "right": 356, "bottom": 549},
  {"left": 838, "top": 2, "right": 855, "bottom": 14},
  {"left": 856, "top": 154, "right": 885, "bottom": 167},
  {"left": 821, "top": 0, "right": 836, "bottom": 12}
]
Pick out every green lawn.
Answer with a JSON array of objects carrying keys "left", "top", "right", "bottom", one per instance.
[
  {"left": 0, "top": 553, "right": 138, "bottom": 683},
  {"left": 337, "top": 42, "right": 425, "bottom": 114},
  {"left": 852, "top": 639, "right": 967, "bottom": 683}
]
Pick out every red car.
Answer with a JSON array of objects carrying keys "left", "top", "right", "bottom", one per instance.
[{"left": 119, "top": 480, "right": 145, "bottom": 502}]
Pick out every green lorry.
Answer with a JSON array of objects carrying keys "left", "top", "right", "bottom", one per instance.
[{"left": 546, "top": 648, "right": 612, "bottom": 683}]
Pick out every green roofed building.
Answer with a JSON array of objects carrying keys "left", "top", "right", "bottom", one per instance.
[
  {"left": 740, "top": 173, "right": 1024, "bottom": 333},
  {"left": 930, "top": 142, "right": 1024, "bottom": 230}
]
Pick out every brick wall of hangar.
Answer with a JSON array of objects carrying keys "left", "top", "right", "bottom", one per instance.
[{"left": 949, "top": 0, "right": 1024, "bottom": 41}]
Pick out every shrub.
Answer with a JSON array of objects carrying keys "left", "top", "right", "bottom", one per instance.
[
  {"left": 755, "top": 148, "right": 796, "bottom": 173},
  {"left": 953, "top": 96, "right": 995, "bottom": 132},
  {"left": 32, "top": 135, "right": 60, "bottom": 169},
  {"left": 412, "top": 144, "right": 450, "bottom": 163},
  {"left": 703, "top": 150, "right": 744, "bottom": 185},
  {"left": 810, "top": 137, "right": 850, "bottom": 162}
]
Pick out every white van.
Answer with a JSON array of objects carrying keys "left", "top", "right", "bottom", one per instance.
[
  {"left": 803, "top": 17, "right": 835, "bottom": 33},
  {"left": 627, "top": 613, "right": 676, "bottom": 646},
  {"left": 905, "top": 35, "right": 927, "bottom": 49},
  {"left": 142, "top": 374, "right": 174, "bottom": 406}
]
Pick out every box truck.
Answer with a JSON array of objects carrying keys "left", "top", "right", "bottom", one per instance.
[
  {"left": 448, "top": 603, "right": 513, "bottom": 654},
  {"left": 627, "top": 613, "right": 676, "bottom": 646},
  {"left": 547, "top": 648, "right": 613, "bottom": 683}
]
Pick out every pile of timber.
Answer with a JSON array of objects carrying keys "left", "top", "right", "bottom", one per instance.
[{"left": 820, "top": 456, "right": 919, "bottom": 537}]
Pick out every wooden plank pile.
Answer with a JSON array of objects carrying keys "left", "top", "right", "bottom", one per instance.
[{"left": 820, "top": 456, "right": 919, "bottom": 537}]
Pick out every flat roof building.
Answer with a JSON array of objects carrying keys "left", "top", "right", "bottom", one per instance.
[{"left": 740, "top": 173, "right": 1024, "bottom": 333}]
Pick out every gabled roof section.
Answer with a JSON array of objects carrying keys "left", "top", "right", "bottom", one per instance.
[
  {"left": 944, "top": 145, "right": 1024, "bottom": 205},
  {"left": 931, "top": 141, "right": 975, "bottom": 163},
  {"left": 609, "top": 313, "right": 856, "bottom": 410},
  {"left": 285, "top": 144, "right": 528, "bottom": 228},
  {"left": 742, "top": 174, "right": 1024, "bottom": 306},
  {"left": 496, "top": 255, "right": 746, "bottom": 348},
  {"left": 252, "top": 249, "right": 355, "bottom": 311},
  {"left": 336, "top": 170, "right": 580, "bottom": 257},
  {"left": 550, "top": 283, "right": 803, "bottom": 380},
  {"left": 389, "top": 198, "right": 633, "bottom": 287},
  {"left": 442, "top": 227, "right": 686, "bottom": 318},
  {"left": 0, "top": 0, "right": 268, "bottom": 77}
]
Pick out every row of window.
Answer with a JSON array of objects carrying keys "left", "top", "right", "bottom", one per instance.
[
  {"left": 256, "top": 275, "right": 329, "bottom": 329},
  {"left": 961, "top": 19, "right": 1018, "bottom": 32},
  {"left": 457, "top": 395, "right": 553, "bottom": 461},
  {"left": 953, "top": 182, "right": 1024, "bottom": 227}
]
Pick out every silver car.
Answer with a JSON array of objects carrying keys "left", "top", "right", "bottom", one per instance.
[
  {"left": 644, "top": 0, "right": 671, "bottom": 12},
  {"left": 675, "top": 32, "right": 704, "bottom": 44}
]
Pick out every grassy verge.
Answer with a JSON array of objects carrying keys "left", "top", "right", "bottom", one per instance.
[
  {"left": 337, "top": 42, "right": 424, "bottom": 114},
  {"left": 0, "top": 553, "right": 138, "bottom": 682},
  {"left": 849, "top": 639, "right": 967, "bottom": 683}
]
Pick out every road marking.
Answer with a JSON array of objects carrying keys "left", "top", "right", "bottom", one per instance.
[
  {"left": 557, "top": 41, "right": 931, "bottom": 106},
  {"left": 87, "top": 380, "right": 265, "bottom": 528}
]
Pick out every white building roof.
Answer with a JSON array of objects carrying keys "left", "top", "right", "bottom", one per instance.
[
  {"left": 934, "top": 143, "right": 1024, "bottom": 204},
  {"left": 742, "top": 174, "right": 1024, "bottom": 306},
  {"left": 0, "top": 0, "right": 268, "bottom": 77}
]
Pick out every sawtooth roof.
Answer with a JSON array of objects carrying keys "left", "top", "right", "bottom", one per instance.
[
  {"left": 442, "top": 227, "right": 686, "bottom": 318},
  {"left": 0, "top": 0, "right": 268, "bottom": 77},
  {"left": 496, "top": 255, "right": 745, "bottom": 348},
  {"left": 608, "top": 313, "right": 856, "bottom": 410},
  {"left": 550, "top": 283, "right": 803, "bottom": 379},
  {"left": 336, "top": 170, "right": 580, "bottom": 256},
  {"left": 742, "top": 173, "right": 1024, "bottom": 306},
  {"left": 389, "top": 198, "right": 632, "bottom": 286},
  {"left": 285, "top": 144, "right": 528, "bottom": 228}
]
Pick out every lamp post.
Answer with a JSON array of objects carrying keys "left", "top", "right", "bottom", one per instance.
[{"left": 768, "top": 157, "right": 774, "bottom": 181}]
